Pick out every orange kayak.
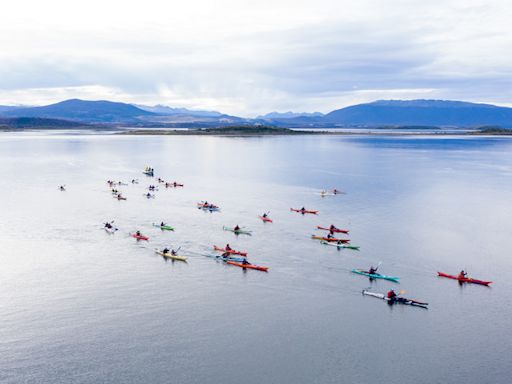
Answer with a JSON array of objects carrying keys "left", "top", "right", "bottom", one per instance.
[
  {"left": 226, "top": 261, "right": 269, "bottom": 272},
  {"left": 213, "top": 245, "right": 248, "bottom": 257}
]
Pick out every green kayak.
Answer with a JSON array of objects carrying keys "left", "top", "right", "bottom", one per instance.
[
  {"left": 222, "top": 226, "right": 252, "bottom": 235},
  {"left": 351, "top": 268, "right": 399, "bottom": 282},
  {"left": 153, "top": 223, "right": 174, "bottom": 231}
]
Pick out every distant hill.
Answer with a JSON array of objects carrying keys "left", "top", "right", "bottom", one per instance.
[
  {"left": 1, "top": 99, "right": 155, "bottom": 123},
  {"left": 322, "top": 100, "right": 512, "bottom": 127},
  {"left": 258, "top": 111, "right": 324, "bottom": 119},
  {"left": 136, "top": 104, "right": 224, "bottom": 118},
  {"left": 2, "top": 98, "right": 512, "bottom": 128},
  {"left": 0, "top": 117, "right": 92, "bottom": 129}
]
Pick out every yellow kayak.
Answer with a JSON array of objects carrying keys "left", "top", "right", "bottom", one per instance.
[{"left": 154, "top": 250, "right": 188, "bottom": 262}]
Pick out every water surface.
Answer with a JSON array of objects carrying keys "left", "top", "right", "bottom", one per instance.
[{"left": 1, "top": 133, "right": 511, "bottom": 383}]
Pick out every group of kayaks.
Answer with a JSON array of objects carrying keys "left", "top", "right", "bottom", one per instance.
[{"left": 102, "top": 171, "right": 493, "bottom": 306}]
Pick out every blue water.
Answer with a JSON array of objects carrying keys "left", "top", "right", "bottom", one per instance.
[{"left": 0, "top": 133, "right": 511, "bottom": 383}]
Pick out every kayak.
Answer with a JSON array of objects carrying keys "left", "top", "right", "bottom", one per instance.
[
  {"left": 437, "top": 272, "right": 492, "bottom": 286},
  {"left": 166, "top": 183, "right": 184, "bottom": 187},
  {"left": 311, "top": 235, "right": 349, "bottom": 243},
  {"left": 351, "top": 269, "right": 399, "bottom": 282},
  {"left": 317, "top": 226, "right": 349, "bottom": 234},
  {"left": 290, "top": 208, "right": 318, "bottom": 214},
  {"left": 155, "top": 250, "right": 187, "bottom": 262},
  {"left": 205, "top": 254, "right": 245, "bottom": 262},
  {"left": 362, "top": 290, "right": 428, "bottom": 308},
  {"left": 226, "top": 261, "right": 269, "bottom": 272},
  {"left": 213, "top": 245, "right": 248, "bottom": 257},
  {"left": 152, "top": 223, "right": 174, "bottom": 231},
  {"left": 320, "top": 241, "right": 360, "bottom": 250},
  {"left": 104, "top": 227, "right": 117, "bottom": 234},
  {"left": 197, "top": 203, "right": 220, "bottom": 211},
  {"left": 131, "top": 233, "right": 149, "bottom": 241},
  {"left": 223, "top": 226, "right": 252, "bottom": 235},
  {"left": 116, "top": 196, "right": 127, "bottom": 200},
  {"left": 144, "top": 194, "right": 156, "bottom": 199},
  {"left": 258, "top": 215, "right": 273, "bottom": 223},
  {"left": 143, "top": 170, "right": 154, "bottom": 176}
]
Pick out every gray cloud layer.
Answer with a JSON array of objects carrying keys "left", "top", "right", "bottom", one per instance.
[{"left": 0, "top": 0, "right": 510, "bottom": 115}]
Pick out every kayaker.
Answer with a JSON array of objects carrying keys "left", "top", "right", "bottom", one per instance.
[
  {"left": 171, "top": 249, "right": 178, "bottom": 256},
  {"left": 163, "top": 248, "right": 170, "bottom": 254},
  {"left": 458, "top": 270, "right": 467, "bottom": 279},
  {"left": 225, "top": 244, "right": 232, "bottom": 251},
  {"left": 160, "top": 221, "right": 165, "bottom": 227},
  {"left": 262, "top": 213, "right": 268, "bottom": 218},
  {"left": 368, "top": 266, "right": 378, "bottom": 275},
  {"left": 326, "top": 233, "right": 334, "bottom": 239},
  {"left": 336, "top": 240, "right": 344, "bottom": 246},
  {"left": 387, "top": 289, "right": 397, "bottom": 300},
  {"left": 59, "top": 185, "right": 65, "bottom": 191},
  {"left": 146, "top": 193, "right": 152, "bottom": 198},
  {"left": 301, "top": 207, "right": 306, "bottom": 212},
  {"left": 105, "top": 222, "right": 112, "bottom": 229},
  {"left": 241, "top": 258, "right": 251, "bottom": 266},
  {"left": 221, "top": 252, "right": 231, "bottom": 259},
  {"left": 136, "top": 230, "right": 141, "bottom": 236},
  {"left": 234, "top": 225, "right": 240, "bottom": 231}
]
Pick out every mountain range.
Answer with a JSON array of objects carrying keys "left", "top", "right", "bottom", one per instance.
[{"left": 1, "top": 98, "right": 512, "bottom": 128}]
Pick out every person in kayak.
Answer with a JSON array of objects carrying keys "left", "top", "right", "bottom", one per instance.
[
  {"left": 458, "top": 270, "right": 467, "bottom": 279},
  {"left": 262, "top": 213, "right": 268, "bottom": 218},
  {"left": 146, "top": 193, "right": 152, "bottom": 198},
  {"left": 136, "top": 230, "right": 141, "bottom": 236},
  {"left": 160, "top": 221, "right": 165, "bottom": 227},
  {"left": 387, "top": 289, "right": 397, "bottom": 301},
  {"left": 171, "top": 249, "right": 178, "bottom": 256},
  {"left": 326, "top": 233, "right": 334, "bottom": 239},
  {"left": 105, "top": 222, "right": 113, "bottom": 229},
  {"left": 225, "top": 244, "right": 232, "bottom": 251},
  {"left": 162, "top": 248, "right": 170, "bottom": 255},
  {"left": 241, "top": 258, "right": 251, "bottom": 266},
  {"left": 300, "top": 207, "right": 306, "bottom": 212},
  {"left": 234, "top": 225, "right": 240, "bottom": 231},
  {"left": 221, "top": 251, "right": 231, "bottom": 259},
  {"left": 59, "top": 185, "right": 66, "bottom": 191},
  {"left": 368, "top": 266, "right": 378, "bottom": 275}
]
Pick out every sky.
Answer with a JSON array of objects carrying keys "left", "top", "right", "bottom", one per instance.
[{"left": 0, "top": 0, "right": 511, "bottom": 116}]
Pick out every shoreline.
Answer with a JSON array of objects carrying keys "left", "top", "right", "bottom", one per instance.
[{"left": 2, "top": 127, "right": 512, "bottom": 137}]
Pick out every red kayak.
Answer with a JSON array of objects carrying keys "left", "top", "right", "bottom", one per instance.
[
  {"left": 213, "top": 245, "right": 247, "bottom": 257},
  {"left": 290, "top": 208, "right": 318, "bottom": 214},
  {"left": 226, "top": 261, "right": 268, "bottom": 272},
  {"left": 437, "top": 272, "right": 492, "bottom": 286},
  {"left": 317, "top": 226, "right": 349, "bottom": 234},
  {"left": 258, "top": 215, "right": 273, "bottom": 223},
  {"left": 132, "top": 233, "right": 149, "bottom": 241},
  {"left": 311, "top": 235, "right": 349, "bottom": 243}
]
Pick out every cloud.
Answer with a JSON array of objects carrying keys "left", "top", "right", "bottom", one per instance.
[{"left": 0, "top": 0, "right": 511, "bottom": 115}]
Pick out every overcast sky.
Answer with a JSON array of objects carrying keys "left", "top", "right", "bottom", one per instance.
[{"left": 0, "top": 0, "right": 511, "bottom": 116}]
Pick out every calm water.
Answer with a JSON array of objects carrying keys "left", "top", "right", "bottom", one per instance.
[{"left": 1, "top": 133, "right": 511, "bottom": 383}]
